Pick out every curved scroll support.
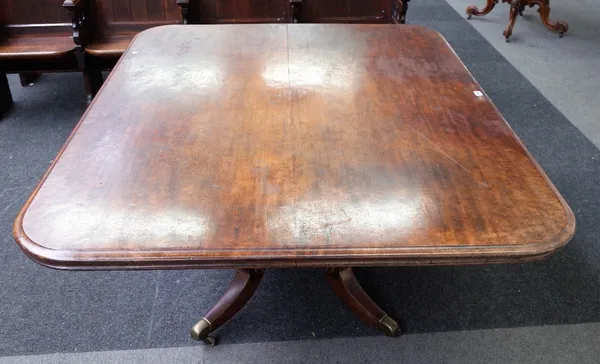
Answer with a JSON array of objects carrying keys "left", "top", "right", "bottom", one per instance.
[
  {"left": 191, "top": 268, "right": 264, "bottom": 345},
  {"left": 326, "top": 267, "right": 399, "bottom": 337},
  {"left": 503, "top": 3, "right": 520, "bottom": 41},
  {"left": 529, "top": 0, "right": 568, "bottom": 36},
  {"left": 466, "top": 0, "right": 498, "bottom": 19}
]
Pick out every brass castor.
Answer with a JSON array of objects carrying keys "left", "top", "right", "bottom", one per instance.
[
  {"left": 377, "top": 315, "right": 400, "bottom": 337},
  {"left": 191, "top": 318, "right": 217, "bottom": 346}
]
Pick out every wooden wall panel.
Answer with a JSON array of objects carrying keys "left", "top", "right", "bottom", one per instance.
[
  {"left": 130, "top": 0, "right": 150, "bottom": 21},
  {"left": 164, "top": 0, "right": 182, "bottom": 21},
  {"left": 5, "top": 0, "right": 70, "bottom": 25},
  {"left": 197, "top": 0, "right": 290, "bottom": 23},
  {"left": 301, "top": 0, "right": 391, "bottom": 23},
  {"left": 147, "top": 0, "right": 166, "bottom": 20},
  {"left": 96, "top": 0, "right": 115, "bottom": 23},
  {"left": 94, "top": 1, "right": 181, "bottom": 23},
  {"left": 112, "top": 0, "right": 133, "bottom": 21}
]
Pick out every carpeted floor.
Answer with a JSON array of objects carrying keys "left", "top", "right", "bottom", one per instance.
[{"left": 1, "top": 0, "right": 599, "bottom": 357}]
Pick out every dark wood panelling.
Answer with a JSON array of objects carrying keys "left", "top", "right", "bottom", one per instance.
[
  {"left": 6, "top": 0, "right": 31, "bottom": 24},
  {"left": 97, "top": 0, "right": 116, "bottom": 23},
  {"left": 301, "top": 0, "right": 391, "bottom": 23},
  {"left": 93, "top": 0, "right": 182, "bottom": 33},
  {"left": 5, "top": 0, "right": 71, "bottom": 24},
  {"left": 86, "top": 1, "right": 184, "bottom": 57},
  {"left": 196, "top": 0, "right": 291, "bottom": 23},
  {"left": 1, "top": 1, "right": 73, "bottom": 39},
  {"left": 164, "top": 0, "right": 182, "bottom": 21},
  {"left": 110, "top": 0, "right": 133, "bottom": 21},
  {"left": 130, "top": 0, "right": 150, "bottom": 21}
]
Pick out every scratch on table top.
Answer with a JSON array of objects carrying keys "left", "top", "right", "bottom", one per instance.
[{"left": 405, "top": 122, "right": 489, "bottom": 188}]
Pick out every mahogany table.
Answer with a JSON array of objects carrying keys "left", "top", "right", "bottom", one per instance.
[{"left": 14, "top": 24, "right": 575, "bottom": 345}]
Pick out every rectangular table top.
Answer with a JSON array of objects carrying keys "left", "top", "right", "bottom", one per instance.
[{"left": 14, "top": 24, "right": 574, "bottom": 269}]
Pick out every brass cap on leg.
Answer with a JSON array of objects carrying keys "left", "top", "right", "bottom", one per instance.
[
  {"left": 377, "top": 315, "right": 399, "bottom": 337},
  {"left": 191, "top": 318, "right": 215, "bottom": 345}
]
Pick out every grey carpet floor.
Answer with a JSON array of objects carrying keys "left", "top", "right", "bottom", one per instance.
[
  {"left": 1, "top": 0, "right": 599, "bottom": 357},
  {"left": 3, "top": 323, "right": 600, "bottom": 364}
]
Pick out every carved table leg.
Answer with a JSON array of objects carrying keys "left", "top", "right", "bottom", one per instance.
[
  {"left": 191, "top": 268, "right": 264, "bottom": 346},
  {"left": 326, "top": 267, "right": 399, "bottom": 337},
  {"left": 466, "top": 0, "right": 499, "bottom": 19},
  {"left": 0, "top": 71, "right": 13, "bottom": 118},
  {"left": 529, "top": 0, "right": 568, "bottom": 37},
  {"left": 503, "top": 1, "right": 520, "bottom": 42}
]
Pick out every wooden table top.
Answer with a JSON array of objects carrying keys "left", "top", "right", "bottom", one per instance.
[{"left": 14, "top": 24, "right": 575, "bottom": 270}]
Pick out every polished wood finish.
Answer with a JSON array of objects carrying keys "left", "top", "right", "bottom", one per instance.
[
  {"left": 84, "top": 34, "right": 136, "bottom": 57},
  {"left": 14, "top": 24, "right": 575, "bottom": 270},
  {"left": 327, "top": 267, "right": 399, "bottom": 336},
  {"left": 0, "top": 36, "right": 74, "bottom": 60},
  {"left": 467, "top": 0, "right": 568, "bottom": 41}
]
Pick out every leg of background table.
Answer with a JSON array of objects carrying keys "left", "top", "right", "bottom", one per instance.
[
  {"left": 191, "top": 268, "right": 264, "bottom": 346},
  {"left": 503, "top": 2, "right": 520, "bottom": 42},
  {"left": 466, "top": 0, "right": 499, "bottom": 19},
  {"left": 326, "top": 267, "right": 399, "bottom": 337},
  {"left": 0, "top": 71, "right": 13, "bottom": 118},
  {"left": 529, "top": 0, "right": 568, "bottom": 37}
]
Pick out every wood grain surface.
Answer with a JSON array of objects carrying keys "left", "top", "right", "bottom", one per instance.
[
  {"left": 85, "top": 34, "right": 135, "bottom": 57},
  {"left": 14, "top": 24, "right": 575, "bottom": 269},
  {"left": 0, "top": 0, "right": 74, "bottom": 60},
  {"left": 0, "top": 35, "right": 74, "bottom": 59}
]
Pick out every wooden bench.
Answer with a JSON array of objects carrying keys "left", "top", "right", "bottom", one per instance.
[
  {"left": 182, "top": 0, "right": 409, "bottom": 24},
  {"left": 70, "top": 0, "right": 188, "bottom": 99},
  {"left": 0, "top": 0, "right": 80, "bottom": 116},
  {"left": 76, "top": 0, "right": 409, "bottom": 99},
  {"left": 1, "top": 0, "right": 411, "bottom": 112}
]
